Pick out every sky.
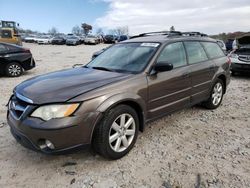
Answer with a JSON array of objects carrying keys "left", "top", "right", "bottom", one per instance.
[{"left": 0, "top": 0, "right": 250, "bottom": 35}]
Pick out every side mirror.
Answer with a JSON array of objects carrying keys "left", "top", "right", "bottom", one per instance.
[{"left": 154, "top": 62, "right": 173, "bottom": 72}]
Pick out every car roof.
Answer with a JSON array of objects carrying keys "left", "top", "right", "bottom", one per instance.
[{"left": 123, "top": 35, "right": 217, "bottom": 44}]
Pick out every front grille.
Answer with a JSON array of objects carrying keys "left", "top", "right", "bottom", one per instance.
[
  {"left": 238, "top": 55, "right": 250, "bottom": 62},
  {"left": 9, "top": 95, "right": 30, "bottom": 119}
]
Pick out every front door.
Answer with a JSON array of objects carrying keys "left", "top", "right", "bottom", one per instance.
[{"left": 147, "top": 42, "right": 192, "bottom": 120}]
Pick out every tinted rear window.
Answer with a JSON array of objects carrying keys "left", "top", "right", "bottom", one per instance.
[
  {"left": 184, "top": 42, "right": 208, "bottom": 64},
  {"left": 202, "top": 42, "right": 225, "bottom": 59}
]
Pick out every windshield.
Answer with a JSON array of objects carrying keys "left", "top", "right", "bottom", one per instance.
[{"left": 87, "top": 42, "right": 159, "bottom": 73}]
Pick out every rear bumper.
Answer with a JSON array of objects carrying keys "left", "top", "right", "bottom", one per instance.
[
  {"left": 52, "top": 41, "right": 65, "bottom": 45},
  {"left": 22, "top": 57, "right": 36, "bottom": 70}
]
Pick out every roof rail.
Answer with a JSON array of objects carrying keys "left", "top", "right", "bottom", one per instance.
[
  {"left": 130, "top": 31, "right": 182, "bottom": 39},
  {"left": 130, "top": 31, "right": 208, "bottom": 39},
  {"left": 182, "top": 32, "right": 208, "bottom": 37}
]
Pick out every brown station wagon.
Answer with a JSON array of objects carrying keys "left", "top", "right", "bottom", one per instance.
[{"left": 7, "top": 31, "right": 231, "bottom": 159}]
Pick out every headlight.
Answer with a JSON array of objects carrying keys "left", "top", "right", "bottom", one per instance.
[{"left": 31, "top": 103, "right": 80, "bottom": 121}]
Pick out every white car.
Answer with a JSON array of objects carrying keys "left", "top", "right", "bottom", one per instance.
[
  {"left": 37, "top": 36, "right": 51, "bottom": 44},
  {"left": 229, "top": 34, "right": 250, "bottom": 75},
  {"left": 84, "top": 35, "right": 99, "bottom": 44}
]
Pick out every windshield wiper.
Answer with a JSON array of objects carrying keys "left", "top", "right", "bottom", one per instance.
[{"left": 91, "top": 66, "right": 113, "bottom": 72}]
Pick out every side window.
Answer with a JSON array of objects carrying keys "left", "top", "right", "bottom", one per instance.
[
  {"left": 1, "top": 30, "right": 12, "bottom": 38},
  {"left": 157, "top": 42, "right": 187, "bottom": 68},
  {"left": 0, "top": 44, "right": 7, "bottom": 52},
  {"left": 184, "top": 41, "right": 208, "bottom": 64},
  {"left": 202, "top": 42, "right": 225, "bottom": 59}
]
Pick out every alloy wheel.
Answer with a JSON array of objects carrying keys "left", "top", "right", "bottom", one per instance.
[
  {"left": 109, "top": 113, "right": 136, "bottom": 152},
  {"left": 8, "top": 64, "right": 22, "bottom": 76},
  {"left": 212, "top": 82, "right": 223, "bottom": 106}
]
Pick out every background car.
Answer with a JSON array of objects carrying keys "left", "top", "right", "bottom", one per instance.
[
  {"left": 51, "top": 36, "right": 66, "bottom": 45},
  {"left": 23, "top": 35, "right": 37, "bottom": 43},
  {"left": 66, "top": 36, "right": 81, "bottom": 45},
  {"left": 37, "top": 36, "right": 51, "bottom": 45},
  {"left": 84, "top": 35, "right": 99, "bottom": 44},
  {"left": 79, "top": 35, "right": 86, "bottom": 44},
  {"left": 229, "top": 33, "right": 250, "bottom": 75},
  {"left": 0, "top": 42, "right": 35, "bottom": 77},
  {"left": 103, "top": 35, "right": 116, "bottom": 43},
  {"left": 118, "top": 35, "right": 129, "bottom": 42}
]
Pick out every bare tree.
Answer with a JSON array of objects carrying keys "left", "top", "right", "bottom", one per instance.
[
  {"left": 72, "top": 25, "right": 81, "bottom": 36},
  {"left": 109, "top": 26, "right": 129, "bottom": 36},
  {"left": 81, "top": 23, "right": 92, "bottom": 35},
  {"left": 48, "top": 27, "right": 58, "bottom": 36}
]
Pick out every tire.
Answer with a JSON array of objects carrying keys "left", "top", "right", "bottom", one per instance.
[
  {"left": 92, "top": 105, "right": 139, "bottom": 160},
  {"left": 5, "top": 62, "right": 23, "bottom": 77},
  {"left": 203, "top": 79, "right": 224, "bottom": 109}
]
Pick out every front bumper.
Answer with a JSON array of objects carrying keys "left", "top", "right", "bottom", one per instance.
[
  {"left": 7, "top": 99, "right": 101, "bottom": 154},
  {"left": 231, "top": 58, "right": 250, "bottom": 73},
  {"left": 52, "top": 41, "right": 65, "bottom": 45}
]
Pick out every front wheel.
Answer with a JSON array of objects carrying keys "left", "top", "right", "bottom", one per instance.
[
  {"left": 203, "top": 79, "right": 224, "bottom": 109},
  {"left": 5, "top": 62, "right": 23, "bottom": 77},
  {"left": 92, "top": 105, "right": 139, "bottom": 160}
]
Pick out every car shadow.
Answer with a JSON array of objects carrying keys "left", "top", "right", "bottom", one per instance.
[{"left": 231, "top": 72, "right": 250, "bottom": 80}]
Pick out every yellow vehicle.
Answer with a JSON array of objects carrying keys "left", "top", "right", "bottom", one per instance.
[{"left": 0, "top": 20, "right": 22, "bottom": 46}]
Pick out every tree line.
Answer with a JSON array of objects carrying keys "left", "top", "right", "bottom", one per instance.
[{"left": 19, "top": 23, "right": 129, "bottom": 36}]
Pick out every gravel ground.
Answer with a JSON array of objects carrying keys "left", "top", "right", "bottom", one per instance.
[{"left": 0, "top": 43, "right": 249, "bottom": 188}]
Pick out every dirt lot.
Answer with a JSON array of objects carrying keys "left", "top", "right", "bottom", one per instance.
[{"left": 0, "top": 43, "right": 249, "bottom": 188}]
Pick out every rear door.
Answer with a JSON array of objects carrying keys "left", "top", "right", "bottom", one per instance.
[
  {"left": 147, "top": 42, "right": 192, "bottom": 120},
  {"left": 183, "top": 41, "right": 215, "bottom": 105}
]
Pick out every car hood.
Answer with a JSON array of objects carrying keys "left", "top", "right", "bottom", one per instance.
[
  {"left": 15, "top": 67, "right": 131, "bottom": 104},
  {"left": 238, "top": 35, "right": 250, "bottom": 45}
]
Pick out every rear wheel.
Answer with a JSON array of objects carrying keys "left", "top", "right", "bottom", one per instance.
[
  {"left": 93, "top": 105, "right": 139, "bottom": 160},
  {"left": 203, "top": 79, "right": 224, "bottom": 109},
  {"left": 5, "top": 62, "right": 23, "bottom": 77}
]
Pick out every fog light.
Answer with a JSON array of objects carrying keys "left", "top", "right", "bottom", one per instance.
[
  {"left": 38, "top": 139, "right": 55, "bottom": 150},
  {"left": 45, "top": 140, "right": 55, "bottom": 149}
]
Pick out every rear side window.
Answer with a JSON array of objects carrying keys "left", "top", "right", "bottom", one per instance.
[
  {"left": 1, "top": 30, "right": 12, "bottom": 38},
  {"left": 157, "top": 42, "right": 187, "bottom": 68},
  {"left": 184, "top": 42, "right": 208, "bottom": 64},
  {"left": 202, "top": 42, "right": 225, "bottom": 59}
]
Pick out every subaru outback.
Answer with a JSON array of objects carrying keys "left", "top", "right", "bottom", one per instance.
[{"left": 7, "top": 31, "right": 231, "bottom": 159}]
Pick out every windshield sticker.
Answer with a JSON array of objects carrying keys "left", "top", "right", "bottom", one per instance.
[{"left": 140, "top": 43, "right": 159, "bottom": 47}]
